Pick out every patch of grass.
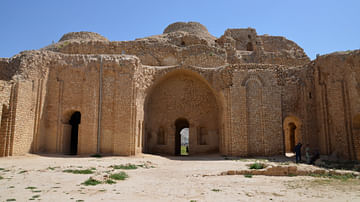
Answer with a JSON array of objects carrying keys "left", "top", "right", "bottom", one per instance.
[
  {"left": 47, "top": 166, "right": 59, "bottom": 170},
  {"left": 244, "top": 174, "right": 253, "bottom": 178},
  {"left": 6, "top": 199, "right": 16, "bottom": 201},
  {"left": 211, "top": 189, "right": 221, "bottom": 192},
  {"left": 309, "top": 173, "right": 358, "bottom": 181},
  {"left": 8, "top": 186, "right": 15, "bottom": 188},
  {"left": 99, "top": 189, "right": 106, "bottom": 192},
  {"left": 111, "top": 164, "right": 137, "bottom": 170},
  {"left": 76, "top": 200, "right": 84, "bottom": 202},
  {"left": 63, "top": 169, "right": 94, "bottom": 174},
  {"left": 32, "top": 190, "right": 41, "bottom": 193},
  {"left": 181, "top": 145, "right": 189, "bottom": 155},
  {"left": 288, "top": 173, "right": 297, "bottom": 177},
  {"left": 18, "top": 170, "right": 27, "bottom": 174},
  {"left": 190, "top": 200, "right": 197, "bottom": 202},
  {"left": 0, "top": 176, "right": 3, "bottom": 180},
  {"left": 109, "top": 172, "right": 128, "bottom": 180},
  {"left": 249, "top": 162, "right": 266, "bottom": 169},
  {"left": 90, "top": 153, "right": 102, "bottom": 158},
  {"left": 25, "top": 186, "right": 37, "bottom": 190},
  {"left": 105, "top": 179, "right": 116, "bottom": 184},
  {"left": 0, "top": 168, "right": 4, "bottom": 171},
  {"left": 32, "top": 195, "right": 40, "bottom": 199},
  {"left": 82, "top": 177, "right": 101, "bottom": 186}
]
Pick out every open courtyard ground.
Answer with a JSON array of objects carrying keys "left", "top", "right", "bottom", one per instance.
[{"left": 0, "top": 154, "right": 359, "bottom": 202}]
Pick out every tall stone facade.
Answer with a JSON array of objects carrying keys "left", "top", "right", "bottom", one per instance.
[{"left": 0, "top": 22, "right": 359, "bottom": 160}]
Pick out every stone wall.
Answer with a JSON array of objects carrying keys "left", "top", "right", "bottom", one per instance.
[
  {"left": 38, "top": 53, "right": 139, "bottom": 156},
  {"left": 314, "top": 50, "right": 360, "bottom": 160},
  {"left": 1, "top": 22, "right": 358, "bottom": 160},
  {"left": 229, "top": 65, "right": 283, "bottom": 156}
]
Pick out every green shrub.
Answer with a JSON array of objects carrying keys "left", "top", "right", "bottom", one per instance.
[
  {"left": 105, "top": 179, "right": 116, "bottom": 184},
  {"left": 82, "top": 178, "right": 101, "bottom": 186},
  {"left": 90, "top": 153, "right": 102, "bottom": 158},
  {"left": 63, "top": 169, "right": 94, "bottom": 174},
  {"left": 111, "top": 164, "right": 137, "bottom": 170},
  {"left": 244, "top": 174, "right": 253, "bottom": 178},
  {"left": 249, "top": 162, "right": 265, "bottom": 169},
  {"left": 309, "top": 173, "right": 357, "bottom": 181},
  {"left": 109, "top": 172, "right": 128, "bottom": 180},
  {"left": 18, "top": 170, "right": 27, "bottom": 174}
]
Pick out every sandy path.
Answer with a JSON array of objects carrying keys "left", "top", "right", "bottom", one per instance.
[{"left": 0, "top": 154, "right": 359, "bottom": 202}]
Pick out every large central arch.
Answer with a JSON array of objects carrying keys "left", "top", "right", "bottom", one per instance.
[{"left": 143, "top": 69, "right": 220, "bottom": 155}]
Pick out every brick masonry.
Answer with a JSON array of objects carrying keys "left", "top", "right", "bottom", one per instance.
[{"left": 0, "top": 22, "right": 359, "bottom": 160}]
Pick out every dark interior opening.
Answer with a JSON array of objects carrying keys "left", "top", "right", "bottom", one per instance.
[
  {"left": 246, "top": 42, "right": 254, "bottom": 51},
  {"left": 289, "top": 122, "right": 296, "bottom": 152},
  {"left": 175, "top": 118, "right": 189, "bottom": 156},
  {"left": 69, "top": 111, "right": 81, "bottom": 155}
]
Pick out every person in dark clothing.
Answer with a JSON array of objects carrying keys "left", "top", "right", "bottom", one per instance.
[{"left": 294, "top": 143, "right": 303, "bottom": 163}]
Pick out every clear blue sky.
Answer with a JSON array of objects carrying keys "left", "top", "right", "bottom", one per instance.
[{"left": 1, "top": 0, "right": 359, "bottom": 59}]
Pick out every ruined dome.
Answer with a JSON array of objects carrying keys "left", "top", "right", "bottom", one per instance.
[
  {"left": 59, "top": 31, "right": 108, "bottom": 42},
  {"left": 163, "top": 22, "right": 216, "bottom": 40}
]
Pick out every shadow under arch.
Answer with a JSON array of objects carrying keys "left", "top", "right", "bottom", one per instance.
[
  {"left": 283, "top": 116, "right": 302, "bottom": 153},
  {"left": 143, "top": 68, "right": 224, "bottom": 156}
]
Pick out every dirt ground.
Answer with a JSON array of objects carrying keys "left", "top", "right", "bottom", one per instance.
[{"left": 0, "top": 154, "right": 359, "bottom": 202}]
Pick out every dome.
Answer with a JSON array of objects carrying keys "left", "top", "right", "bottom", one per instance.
[
  {"left": 163, "top": 22, "right": 215, "bottom": 39},
  {"left": 59, "top": 31, "right": 108, "bottom": 42}
]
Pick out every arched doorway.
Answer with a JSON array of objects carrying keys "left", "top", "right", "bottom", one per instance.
[
  {"left": 175, "top": 118, "right": 189, "bottom": 156},
  {"left": 69, "top": 111, "right": 81, "bottom": 155},
  {"left": 283, "top": 116, "right": 301, "bottom": 154},
  {"left": 143, "top": 69, "right": 220, "bottom": 155}
]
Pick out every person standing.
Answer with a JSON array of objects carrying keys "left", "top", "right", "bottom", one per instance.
[
  {"left": 294, "top": 143, "right": 303, "bottom": 163},
  {"left": 305, "top": 144, "right": 311, "bottom": 164}
]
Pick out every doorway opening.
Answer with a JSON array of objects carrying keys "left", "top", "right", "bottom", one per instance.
[
  {"left": 180, "top": 128, "right": 189, "bottom": 155},
  {"left": 288, "top": 122, "right": 296, "bottom": 152},
  {"left": 283, "top": 116, "right": 301, "bottom": 157},
  {"left": 175, "top": 118, "right": 189, "bottom": 156},
  {"left": 69, "top": 111, "right": 81, "bottom": 155}
]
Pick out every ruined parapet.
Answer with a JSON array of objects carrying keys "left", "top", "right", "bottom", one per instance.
[
  {"left": 217, "top": 28, "right": 310, "bottom": 66},
  {"left": 42, "top": 22, "right": 311, "bottom": 67},
  {"left": 217, "top": 28, "right": 260, "bottom": 51},
  {"left": 0, "top": 58, "right": 11, "bottom": 81}
]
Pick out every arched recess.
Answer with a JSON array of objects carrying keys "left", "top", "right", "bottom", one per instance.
[
  {"left": 244, "top": 76, "right": 264, "bottom": 156},
  {"left": 62, "top": 110, "right": 81, "bottom": 155},
  {"left": 352, "top": 114, "right": 360, "bottom": 160},
  {"left": 283, "top": 116, "right": 302, "bottom": 153},
  {"left": 143, "top": 69, "right": 222, "bottom": 155}
]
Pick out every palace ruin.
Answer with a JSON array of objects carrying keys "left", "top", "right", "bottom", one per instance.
[{"left": 0, "top": 22, "right": 359, "bottom": 160}]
